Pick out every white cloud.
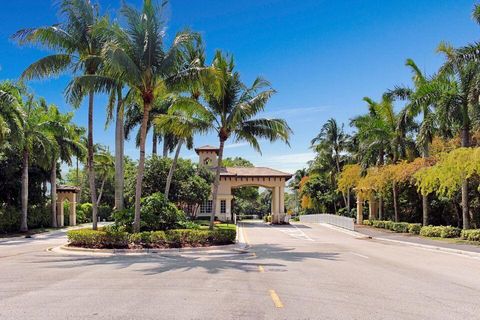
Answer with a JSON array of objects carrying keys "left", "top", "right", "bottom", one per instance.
[
  {"left": 224, "top": 142, "right": 249, "bottom": 149},
  {"left": 253, "top": 152, "right": 315, "bottom": 173}
]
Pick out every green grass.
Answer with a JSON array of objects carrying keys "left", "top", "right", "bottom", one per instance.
[
  {"left": 423, "top": 236, "right": 480, "bottom": 247},
  {"left": 198, "top": 223, "right": 236, "bottom": 231}
]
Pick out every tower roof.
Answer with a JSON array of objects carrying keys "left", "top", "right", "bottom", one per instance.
[{"left": 195, "top": 145, "right": 220, "bottom": 155}]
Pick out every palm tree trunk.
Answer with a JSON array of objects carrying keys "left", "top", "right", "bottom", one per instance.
[
  {"left": 50, "top": 160, "right": 58, "bottom": 228},
  {"left": 114, "top": 89, "right": 125, "bottom": 211},
  {"left": 347, "top": 188, "right": 351, "bottom": 215},
  {"left": 210, "top": 139, "right": 225, "bottom": 230},
  {"left": 378, "top": 196, "right": 383, "bottom": 220},
  {"left": 393, "top": 181, "right": 398, "bottom": 222},
  {"left": 460, "top": 126, "right": 470, "bottom": 229},
  {"left": 152, "top": 131, "right": 157, "bottom": 156},
  {"left": 165, "top": 139, "right": 183, "bottom": 200},
  {"left": 87, "top": 90, "right": 98, "bottom": 230},
  {"left": 162, "top": 136, "right": 169, "bottom": 157},
  {"left": 461, "top": 179, "right": 469, "bottom": 229},
  {"left": 96, "top": 177, "right": 106, "bottom": 207},
  {"left": 20, "top": 149, "right": 29, "bottom": 232},
  {"left": 422, "top": 194, "right": 429, "bottom": 226},
  {"left": 133, "top": 101, "right": 151, "bottom": 233}
]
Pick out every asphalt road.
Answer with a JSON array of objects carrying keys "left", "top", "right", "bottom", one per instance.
[{"left": 1, "top": 221, "right": 480, "bottom": 320}]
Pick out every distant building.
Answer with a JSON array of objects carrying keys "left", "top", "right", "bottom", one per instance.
[{"left": 195, "top": 145, "right": 292, "bottom": 223}]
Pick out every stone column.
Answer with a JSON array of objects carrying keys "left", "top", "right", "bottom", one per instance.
[
  {"left": 226, "top": 197, "right": 232, "bottom": 222},
  {"left": 271, "top": 186, "right": 279, "bottom": 223},
  {"left": 356, "top": 195, "right": 363, "bottom": 225},
  {"left": 69, "top": 194, "right": 77, "bottom": 226},
  {"left": 56, "top": 199, "right": 64, "bottom": 227},
  {"left": 216, "top": 198, "right": 222, "bottom": 221},
  {"left": 279, "top": 185, "right": 285, "bottom": 222}
]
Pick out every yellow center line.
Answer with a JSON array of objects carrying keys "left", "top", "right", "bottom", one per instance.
[
  {"left": 269, "top": 289, "right": 284, "bottom": 308},
  {"left": 258, "top": 265, "right": 265, "bottom": 273}
]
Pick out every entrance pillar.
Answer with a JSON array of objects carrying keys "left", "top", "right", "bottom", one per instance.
[
  {"left": 56, "top": 199, "right": 64, "bottom": 227},
  {"left": 69, "top": 193, "right": 77, "bottom": 226},
  {"left": 279, "top": 185, "right": 285, "bottom": 222},
  {"left": 356, "top": 195, "right": 363, "bottom": 224},
  {"left": 271, "top": 186, "right": 279, "bottom": 223}
]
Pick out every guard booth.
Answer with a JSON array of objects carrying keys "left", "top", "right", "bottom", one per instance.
[{"left": 56, "top": 185, "right": 80, "bottom": 227}]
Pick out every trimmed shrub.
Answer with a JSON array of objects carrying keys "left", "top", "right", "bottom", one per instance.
[
  {"left": 440, "top": 226, "right": 461, "bottom": 238},
  {"left": 391, "top": 222, "right": 409, "bottom": 233},
  {"left": 362, "top": 220, "right": 371, "bottom": 226},
  {"left": 372, "top": 220, "right": 385, "bottom": 228},
  {"left": 408, "top": 223, "right": 422, "bottom": 235},
  {"left": 461, "top": 229, "right": 480, "bottom": 242},
  {"left": 264, "top": 215, "right": 272, "bottom": 223},
  {"left": 67, "top": 228, "right": 129, "bottom": 248},
  {"left": 67, "top": 228, "right": 236, "bottom": 249},
  {"left": 384, "top": 221, "right": 394, "bottom": 231},
  {"left": 420, "top": 226, "right": 460, "bottom": 238},
  {"left": 420, "top": 226, "right": 443, "bottom": 238}
]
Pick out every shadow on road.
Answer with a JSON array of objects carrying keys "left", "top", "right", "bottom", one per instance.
[{"left": 34, "top": 243, "right": 339, "bottom": 275}]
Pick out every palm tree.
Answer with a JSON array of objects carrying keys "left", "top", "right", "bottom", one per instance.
[
  {"left": 311, "top": 118, "right": 348, "bottom": 210},
  {"left": 0, "top": 82, "right": 24, "bottom": 145},
  {"left": 46, "top": 105, "right": 85, "bottom": 227},
  {"left": 434, "top": 43, "right": 480, "bottom": 229},
  {"left": 387, "top": 59, "right": 436, "bottom": 224},
  {"left": 70, "top": 0, "right": 202, "bottom": 232},
  {"left": 93, "top": 147, "right": 115, "bottom": 206},
  {"left": 13, "top": 0, "right": 105, "bottom": 229},
  {"left": 192, "top": 51, "right": 292, "bottom": 229},
  {"left": 18, "top": 95, "right": 54, "bottom": 232},
  {"left": 351, "top": 96, "right": 410, "bottom": 220}
]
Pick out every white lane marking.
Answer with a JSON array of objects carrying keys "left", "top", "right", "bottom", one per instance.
[
  {"left": 350, "top": 252, "right": 369, "bottom": 259},
  {"left": 270, "top": 224, "right": 315, "bottom": 242}
]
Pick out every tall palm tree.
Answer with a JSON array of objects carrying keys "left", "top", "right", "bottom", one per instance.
[
  {"left": 18, "top": 95, "right": 54, "bottom": 232},
  {"left": 93, "top": 147, "right": 115, "bottom": 206},
  {"left": 435, "top": 43, "right": 480, "bottom": 229},
  {"left": 311, "top": 118, "right": 348, "bottom": 209},
  {"left": 0, "top": 82, "right": 24, "bottom": 145},
  {"left": 351, "top": 96, "right": 410, "bottom": 220},
  {"left": 46, "top": 105, "right": 85, "bottom": 227},
  {"left": 387, "top": 58, "right": 436, "bottom": 225},
  {"left": 190, "top": 51, "right": 292, "bottom": 229},
  {"left": 13, "top": 0, "right": 105, "bottom": 229},
  {"left": 70, "top": 0, "right": 202, "bottom": 232}
]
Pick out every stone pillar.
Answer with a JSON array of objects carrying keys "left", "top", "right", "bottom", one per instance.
[
  {"left": 279, "top": 185, "right": 285, "bottom": 222},
  {"left": 69, "top": 194, "right": 77, "bottom": 226},
  {"left": 216, "top": 198, "right": 222, "bottom": 221},
  {"left": 356, "top": 195, "right": 363, "bottom": 224},
  {"left": 226, "top": 197, "right": 232, "bottom": 222},
  {"left": 271, "top": 186, "right": 279, "bottom": 223},
  {"left": 56, "top": 200, "right": 64, "bottom": 227}
]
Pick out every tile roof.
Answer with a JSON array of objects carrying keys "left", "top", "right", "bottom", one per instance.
[
  {"left": 216, "top": 166, "right": 293, "bottom": 179},
  {"left": 194, "top": 145, "right": 219, "bottom": 154}
]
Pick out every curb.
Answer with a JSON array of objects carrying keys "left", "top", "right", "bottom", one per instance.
[
  {"left": 53, "top": 243, "right": 243, "bottom": 255},
  {"left": 50, "top": 224, "right": 250, "bottom": 255},
  {"left": 373, "top": 236, "right": 480, "bottom": 260}
]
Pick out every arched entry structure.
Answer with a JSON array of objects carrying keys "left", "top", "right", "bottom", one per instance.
[
  {"left": 56, "top": 185, "right": 80, "bottom": 227},
  {"left": 354, "top": 186, "right": 378, "bottom": 224},
  {"left": 195, "top": 145, "right": 293, "bottom": 223}
]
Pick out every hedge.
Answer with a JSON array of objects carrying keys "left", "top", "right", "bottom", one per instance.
[
  {"left": 420, "top": 226, "right": 461, "bottom": 238},
  {"left": 67, "top": 228, "right": 236, "bottom": 249},
  {"left": 407, "top": 223, "right": 422, "bottom": 235},
  {"left": 461, "top": 229, "right": 480, "bottom": 242},
  {"left": 364, "top": 220, "right": 422, "bottom": 235}
]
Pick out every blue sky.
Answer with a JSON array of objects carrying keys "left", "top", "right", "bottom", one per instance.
[{"left": 1, "top": 0, "right": 479, "bottom": 173}]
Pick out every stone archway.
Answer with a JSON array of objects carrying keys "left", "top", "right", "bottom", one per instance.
[{"left": 56, "top": 186, "right": 80, "bottom": 227}]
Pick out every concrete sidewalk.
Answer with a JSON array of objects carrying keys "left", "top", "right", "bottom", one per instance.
[{"left": 355, "top": 224, "right": 480, "bottom": 254}]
